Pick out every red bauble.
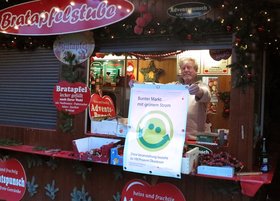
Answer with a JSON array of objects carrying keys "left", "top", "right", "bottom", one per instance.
[
  {"left": 139, "top": 3, "right": 148, "bottom": 13},
  {"left": 136, "top": 17, "right": 146, "bottom": 27},
  {"left": 95, "top": 52, "right": 105, "bottom": 58},
  {"left": 224, "top": 108, "right": 230, "bottom": 113},
  {"left": 134, "top": 25, "right": 143, "bottom": 35},
  {"left": 235, "top": 37, "right": 241, "bottom": 43},
  {"left": 258, "top": 26, "right": 265, "bottom": 32},
  {"left": 186, "top": 34, "right": 192, "bottom": 40},
  {"left": 247, "top": 73, "right": 253, "bottom": 79},
  {"left": 143, "top": 12, "right": 153, "bottom": 24},
  {"left": 226, "top": 25, "right": 232, "bottom": 32}
]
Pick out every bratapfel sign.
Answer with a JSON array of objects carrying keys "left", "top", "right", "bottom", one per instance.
[{"left": 0, "top": 0, "right": 134, "bottom": 35}]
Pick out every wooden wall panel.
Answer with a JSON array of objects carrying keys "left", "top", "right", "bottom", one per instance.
[{"left": 229, "top": 86, "right": 255, "bottom": 171}]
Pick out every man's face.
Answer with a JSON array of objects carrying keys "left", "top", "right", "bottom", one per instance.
[{"left": 180, "top": 60, "right": 197, "bottom": 84}]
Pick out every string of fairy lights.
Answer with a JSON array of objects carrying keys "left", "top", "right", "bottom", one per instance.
[
  {"left": 0, "top": 0, "right": 278, "bottom": 53},
  {"left": 0, "top": 0, "right": 279, "bottom": 87},
  {"left": 0, "top": 0, "right": 279, "bottom": 49}
]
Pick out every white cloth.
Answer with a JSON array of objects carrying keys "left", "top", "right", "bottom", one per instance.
[
  {"left": 186, "top": 82, "right": 211, "bottom": 135},
  {"left": 170, "top": 81, "right": 211, "bottom": 139}
]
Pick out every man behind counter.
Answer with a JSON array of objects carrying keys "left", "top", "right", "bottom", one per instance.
[
  {"left": 176, "top": 57, "right": 211, "bottom": 140},
  {"left": 129, "top": 57, "right": 211, "bottom": 141}
]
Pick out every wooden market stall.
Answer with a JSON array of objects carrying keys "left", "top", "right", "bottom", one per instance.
[{"left": 0, "top": 0, "right": 278, "bottom": 201}]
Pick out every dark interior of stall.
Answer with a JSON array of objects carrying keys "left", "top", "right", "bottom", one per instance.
[{"left": 263, "top": 49, "right": 280, "bottom": 201}]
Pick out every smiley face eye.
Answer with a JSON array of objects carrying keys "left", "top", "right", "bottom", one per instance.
[
  {"left": 148, "top": 123, "right": 154, "bottom": 130},
  {"left": 155, "top": 127, "right": 161, "bottom": 133}
]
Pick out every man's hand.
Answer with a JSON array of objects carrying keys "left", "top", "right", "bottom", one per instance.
[
  {"left": 189, "top": 84, "right": 203, "bottom": 99},
  {"left": 129, "top": 79, "right": 137, "bottom": 88}
]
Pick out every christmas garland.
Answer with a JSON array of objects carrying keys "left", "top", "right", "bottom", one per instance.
[{"left": 0, "top": 0, "right": 279, "bottom": 88}]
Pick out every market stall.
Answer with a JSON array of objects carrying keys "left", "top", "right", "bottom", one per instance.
[{"left": 0, "top": 0, "right": 278, "bottom": 201}]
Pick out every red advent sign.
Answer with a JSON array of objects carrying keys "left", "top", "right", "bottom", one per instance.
[
  {"left": 53, "top": 81, "right": 91, "bottom": 115},
  {"left": 0, "top": 0, "right": 134, "bottom": 35},
  {"left": 0, "top": 159, "right": 27, "bottom": 201},
  {"left": 89, "top": 94, "right": 116, "bottom": 119},
  {"left": 121, "top": 179, "right": 186, "bottom": 201}
]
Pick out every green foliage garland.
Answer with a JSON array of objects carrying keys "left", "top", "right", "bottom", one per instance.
[
  {"left": 0, "top": 0, "right": 279, "bottom": 89},
  {"left": 59, "top": 52, "right": 87, "bottom": 134}
]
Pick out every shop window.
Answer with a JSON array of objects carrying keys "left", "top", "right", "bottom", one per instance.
[
  {"left": 0, "top": 49, "right": 60, "bottom": 129},
  {"left": 87, "top": 50, "right": 232, "bottom": 136}
]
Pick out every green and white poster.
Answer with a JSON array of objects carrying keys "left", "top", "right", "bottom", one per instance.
[{"left": 123, "top": 83, "right": 189, "bottom": 178}]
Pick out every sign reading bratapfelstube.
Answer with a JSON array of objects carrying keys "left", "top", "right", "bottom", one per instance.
[{"left": 0, "top": 0, "right": 134, "bottom": 35}]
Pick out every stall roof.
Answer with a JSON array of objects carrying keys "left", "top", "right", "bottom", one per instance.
[{"left": 0, "top": 0, "right": 279, "bottom": 53}]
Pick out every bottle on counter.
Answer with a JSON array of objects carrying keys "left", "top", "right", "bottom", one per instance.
[
  {"left": 89, "top": 71, "right": 95, "bottom": 93},
  {"left": 260, "top": 137, "right": 269, "bottom": 173},
  {"left": 218, "top": 129, "right": 225, "bottom": 146},
  {"left": 105, "top": 71, "right": 112, "bottom": 86},
  {"left": 95, "top": 73, "right": 100, "bottom": 92},
  {"left": 99, "top": 68, "right": 104, "bottom": 86},
  {"left": 115, "top": 69, "right": 121, "bottom": 86}
]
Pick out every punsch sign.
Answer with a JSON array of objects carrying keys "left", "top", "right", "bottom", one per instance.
[
  {"left": 0, "top": 0, "right": 134, "bottom": 35},
  {"left": 0, "top": 159, "right": 27, "bottom": 201}
]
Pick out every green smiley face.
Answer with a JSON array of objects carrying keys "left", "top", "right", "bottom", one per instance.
[{"left": 137, "top": 111, "right": 173, "bottom": 151}]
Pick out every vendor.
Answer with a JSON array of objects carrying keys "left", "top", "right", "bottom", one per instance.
[
  {"left": 176, "top": 57, "right": 211, "bottom": 140},
  {"left": 129, "top": 58, "right": 211, "bottom": 141}
]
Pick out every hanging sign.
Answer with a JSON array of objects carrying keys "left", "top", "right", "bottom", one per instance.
[
  {"left": 209, "top": 49, "right": 232, "bottom": 61},
  {"left": 121, "top": 179, "right": 186, "bottom": 201},
  {"left": 167, "top": 2, "right": 211, "bottom": 19},
  {"left": 203, "top": 49, "right": 232, "bottom": 74},
  {"left": 0, "top": 159, "right": 27, "bottom": 201},
  {"left": 89, "top": 93, "right": 116, "bottom": 119},
  {"left": 53, "top": 31, "right": 95, "bottom": 64},
  {"left": 123, "top": 84, "right": 189, "bottom": 178},
  {"left": 53, "top": 81, "right": 91, "bottom": 114},
  {"left": 0, "top": 0, "right": 134, "bottom": 35}
]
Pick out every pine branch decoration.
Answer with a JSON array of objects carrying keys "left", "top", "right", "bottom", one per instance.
[
  {"left": 45, "top": 180, "right": 59, "bottom": 200},
  {"left": 71, "top": 186, "right": 92, "bottom": 201},
  {"left": 73, "top": 162, "right": 92, "bottom": 181},
  {"left": 46, "top": 158, "right": 59, "bottom": 170},
  {"left": 113, "top": 192, "right": 121, "bottom": 201},
  {"left": 27, "top": 176, "right": 39, "bottom": 197},
  {"left": 26, "top": 155, "right": 43, "bottom": 168}
]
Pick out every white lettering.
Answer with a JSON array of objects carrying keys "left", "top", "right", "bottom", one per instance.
[
  {"left": 0, "top": 2, "right": 117, "bottom": 30},
  {"left": 56, "top": 86, "right": 88, "bottom": 93},
  {"left": 0, "top": 175, "right": 25, "bottom": 187}
]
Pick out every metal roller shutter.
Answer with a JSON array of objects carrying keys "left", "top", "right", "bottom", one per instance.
[
  {"left": 0, "top": 48, "right": 60, "bottom": 129},
  {"left": 96, "top": 34, "right": 233, "bottom": 53}
]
